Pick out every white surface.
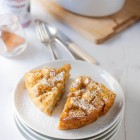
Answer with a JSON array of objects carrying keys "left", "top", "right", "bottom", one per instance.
[
  {"left": 14, "top": 60, "right": 124, "bottom": 139},
  {"left": 0, "top": 0, "right": 140, "bottom": 140},
  {"left": 54, "top": 0, "right": 125, "bottom": 17}
]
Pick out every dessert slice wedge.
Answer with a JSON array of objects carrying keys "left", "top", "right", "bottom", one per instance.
[
  {"left": 59, "top": 76, "right": 116, "bottom": 130},
  {"left": 25, "top": 64, "right": 71, "bottom": 115}
]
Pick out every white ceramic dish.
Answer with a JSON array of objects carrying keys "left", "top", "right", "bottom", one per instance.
[
  {"left": 15, "top": 112, "right": 123, "bottom": 140},
  {"left": 14, "top": 116, "right": 39, "bottom": 140},
  {"left": 14, "top": 114, "right": 122, "bottom": 140},
  {"left": 14, "top": 60, "right": 124, "bottom": 140},
  {"left": 53, "top": 0, "right": 126, "bottom": 17}
]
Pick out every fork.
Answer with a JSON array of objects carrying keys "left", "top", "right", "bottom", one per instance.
[
  {"left": 35, "top": 21, "right": 75, "bottom": 60},
  {"left": 35, "top": 21, "right": 56, "bottom": 60}
]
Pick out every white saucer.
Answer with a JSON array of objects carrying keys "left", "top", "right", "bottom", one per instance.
[{"left": 14, "top": 60, "right": 125, "bottom": 140}]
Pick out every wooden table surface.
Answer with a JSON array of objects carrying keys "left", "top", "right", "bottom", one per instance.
[{"left": 0, "top": 1, "right": 140, "bottom": 140}]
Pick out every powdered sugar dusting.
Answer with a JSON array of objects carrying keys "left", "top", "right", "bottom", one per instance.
[
  {"left": 71, "top": 97, "right": 95, "bottom": 112},
  {"left": 39, "top": 78, "right": 51, "bottom": 86},
  {"left": 71, "top": 78, "right": 81, "bottom": 88},
  {"left": 53, "top": 71, "right": 65, "bottom": 82},
  {"left": 30, "top": 69, "right": 66, "bottom": 96}
]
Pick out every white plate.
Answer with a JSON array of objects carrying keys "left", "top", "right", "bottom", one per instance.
[
  {"left": 14, "top": 114, "right": 122, "bottom": 140},
  {"left": 15, "top": 112, "right": 123, "bottom": 140},
  {"left": 14, "top": 60, "right": 124, "bottom": 140},
  {"left": 54, "top": 0, "right": 126, "bottom": 17},
  {"left": 14, "top": 116, "right": 39, "bottom": 140}
]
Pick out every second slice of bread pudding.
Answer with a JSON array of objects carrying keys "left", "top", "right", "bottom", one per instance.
[
  {"left": 59, "top": 76, "right": 116, "bottom": 130},
  {"left": 25, "top": 64, "right": 71, "bottom": 115}
]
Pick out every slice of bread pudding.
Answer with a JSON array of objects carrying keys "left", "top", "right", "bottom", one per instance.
[
  {"left": 25, "top": 64, "right": 71, "bottom": 115},
  {"left": 59, "top": 76, "right": 116, "bottom": 130}
]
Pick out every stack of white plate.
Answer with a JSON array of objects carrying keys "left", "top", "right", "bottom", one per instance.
[{"left": 13, "top": 60, "right": 125, "bottom": 140}]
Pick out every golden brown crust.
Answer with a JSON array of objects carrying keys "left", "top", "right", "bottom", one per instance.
[
  {"left": 24, "top": 64, "right": 71, "bottom": 115},
  {"left": 59, "top": 76, "right": 116, "bottom": 130}
]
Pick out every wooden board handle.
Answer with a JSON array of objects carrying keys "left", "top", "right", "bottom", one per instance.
[{"left": 68, "top": 43, "right": 97, "bottom": 64}]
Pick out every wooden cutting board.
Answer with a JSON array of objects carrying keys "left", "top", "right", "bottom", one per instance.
[{"left": 36, "top": 0, "right": 140, "bottom": 44}]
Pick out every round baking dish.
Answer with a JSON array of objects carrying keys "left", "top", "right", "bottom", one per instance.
[{"left": 53, "top": 0, "right": 126, "bottom": 17}]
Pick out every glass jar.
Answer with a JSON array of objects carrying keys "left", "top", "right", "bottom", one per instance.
[
  {"left": 0, "top": 14, "right": 27, "bottom": 57},
  {"left": 0, "top": 0, "right": 31, "bottom": 27}
]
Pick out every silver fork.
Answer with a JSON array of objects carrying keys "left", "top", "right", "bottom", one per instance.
[
  {"left": 35, "top": 20, "right": 75, "bottom": 60},
  {"left": 35, "top": 21, "right": 56, "bottom": 60}
]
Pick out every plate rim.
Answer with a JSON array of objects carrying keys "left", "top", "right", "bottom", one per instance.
[
  {"left": 13, "top": 59, "right": 125, "bottom": 140},
  {"left": 15, "top": 111, "right": 123, "bottom": 140},
  {"left": 14, "top": 115, "right": 37, "bottom": 140},
  {"left": 15, "top": 113, "right": 122, "bottom": 140}
]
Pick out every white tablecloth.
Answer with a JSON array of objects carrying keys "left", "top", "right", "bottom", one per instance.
[{"left": 0, "top": 0, "right": 140, "bottom": 139}]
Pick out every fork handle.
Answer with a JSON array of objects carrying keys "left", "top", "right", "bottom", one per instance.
[
  {"left": 55, "top": 38, "right": 75, "bottom": 60},
  {"left": 47, "top": 43, "right": 56, "bottom": 60},
  {"left": 68, "top": 43, "right": 97, "bottom": 64}
]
